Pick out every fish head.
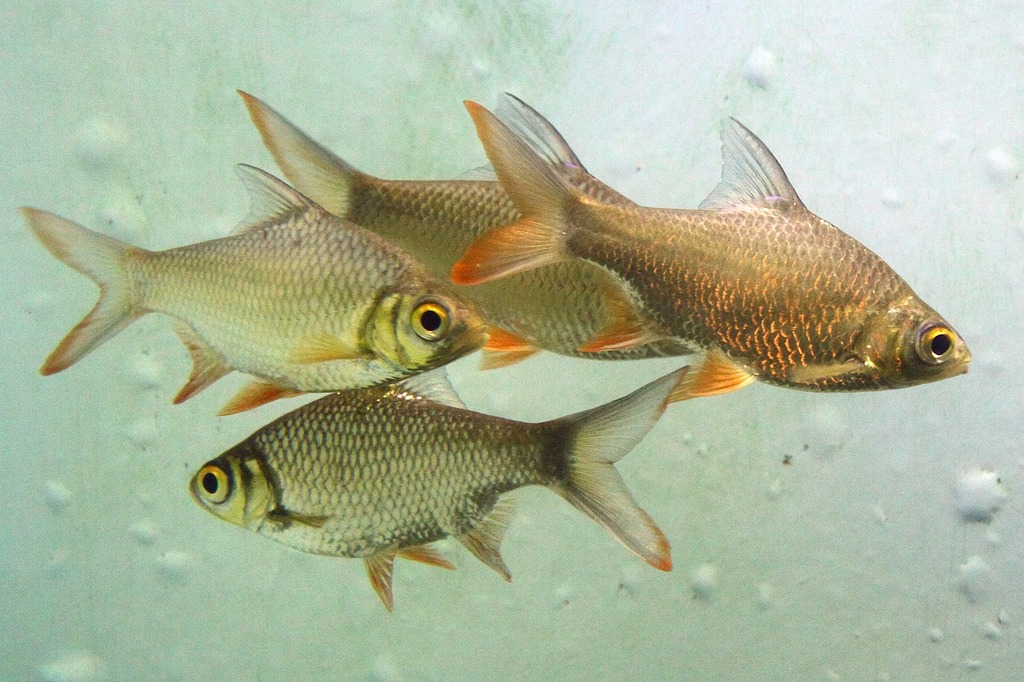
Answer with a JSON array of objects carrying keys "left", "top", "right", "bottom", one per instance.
[
  {"left": 856, "top": 295, "right": 971, "bottom": 388},
  {"left": 368, "top": 286, "right": 488, "bottom": 372},
  {"left": 189, "top": 443, "right": 276, "bottom": 530}
]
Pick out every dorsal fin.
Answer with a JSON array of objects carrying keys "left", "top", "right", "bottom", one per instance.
[
  {"left": 698, "top": 118, "right": 804, "bottom": 211},
  {"left": 495, "top": 93, "right": 585, "bottom": 174},
  {"left": 232, "top": 164, "right": 321, "bottom": 234},
  {"left": 398, "top": 368, "right": 466, "bottom": 409}
]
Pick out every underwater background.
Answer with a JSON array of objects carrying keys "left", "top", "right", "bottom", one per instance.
[{"left": 3, "top": 2, "right": 1021, "bottom": 680}]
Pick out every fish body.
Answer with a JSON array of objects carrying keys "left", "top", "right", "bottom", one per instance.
[
  {"left": 190, "top": 368, "right": 682, "bottom": 610},
  {"left": 24, "top": 166, "right": 486, "bottom": 414},
  {"left": 242, "top": 91, "right": 690, "bottom": 368},
  {"left": 453, "top": 103, "right": 970, "bottom": 397}
]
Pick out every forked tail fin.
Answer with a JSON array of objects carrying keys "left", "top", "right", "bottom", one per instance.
[
  {"left": 22, "top": 207, "right": 143, "bottom": 374},
  {"left": 550, "top": 367, "right": 688, "bottom": 571}
]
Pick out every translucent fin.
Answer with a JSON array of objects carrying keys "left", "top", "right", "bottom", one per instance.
[
  {"left": 172, "top": 322, "right": 232, "bottom": 403},
  {"left": 480, "top": 328, "right": 539, "bottom": 369},
  {"left": 550, "top": 369, "right": 688, "bottom": 571},
  {"left": 495, "top": 93, "right": 585, "bottom": 174},
  {"left": 232, "top": 164, "right": 320, "bottom": 234},
  {"left": 21, "top": 207, "right": 144, "bottom": 375},
  {"left": 267, "top": 508, "right": 330, "bottom": 529},
  {"left": 455, "top": 494, "right": 518, "bottom": 582},
  {"left": 290, "top": 332, "right": 369, "bottom": 364},
  {"left": 398, "top": 368, "right": 466, "bottom": 409},
  {"left": 450, "top": 101, "right": 580, "bottom": 285},
  {"left": 788, "top": 359, "right": 866, "bottom": 384},
  {"left": 458, "top": 164, "right": 498, "bottom": 181},
  {"left": 218, "top": 380, "right": 303, "bottom": 416},
  {"left": 698, "top": 118, "right": 804, "bottom": 211},
  {"left": 578, "top": 280, "right": 663, "bottom": 353},
  {"left": 239, "top": 91, "right": 360, "bottom": 217},
  {"left": 667, "top": 348, "right": 757, "bottom": 403},
  {"left": 398, "top": 545, "right": 456, "bottom": 570},
  {"left": 364, "top": 551, "right": 397, "bottom": 612}
]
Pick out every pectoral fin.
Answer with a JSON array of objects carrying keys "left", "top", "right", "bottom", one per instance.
[
  {"left": 291, "top": 333, "right": 369, "bottom": 364},
  {"left": 788, "top": 359, "right": 866, "bottom": 384},
  {"left": 480, "top": 328, "right": 539, "bottom": 369},
  {"left": 579, "top": 280, "right": 663, "bottom": 353},
  {"left": 172, "top": 322, "right": 232, "bottom": 404},
  {"left": 267, "top": 508, "right": 331, "bottom": 529},
  {"left": 364, "top": 551, "right": 397, "bottom": 612},
  {"left": 218, "top": 380, "right": 303, "bottom": 416},
  {"left": 667, "top": 348, "right": 757, "bottom": 403}
]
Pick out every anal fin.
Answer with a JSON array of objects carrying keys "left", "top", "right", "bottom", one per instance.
[
  {"left": 668, "top": 348, "right": 757, "bottom": 403},
  {"left": 364, "top": 551, "right": 397, "bottom": 612},
  {"left": 480, "top": 328, "right": 539, "bottom": 370},
  {"left": 398, "top": 545, "right": 455, "bottom": 570},
  {"left": 172, "top": 322, "right": 232, "bottom": 404},
  {"left": 218, "top": 380, "right": 303, "bottom": 416}
]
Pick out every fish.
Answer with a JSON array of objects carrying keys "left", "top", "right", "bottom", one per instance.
[
  {"left": 451, "top": 102, "right": 971, "bottom": 397},
  {"left": 241, "top": 91, "right": 690, "bottom": 369},
  {"left": 189, "top": 367, "right": 684, "bottom": 611},
  {"left": 23, "top": 166, "right": 487, "bottom": 414}
]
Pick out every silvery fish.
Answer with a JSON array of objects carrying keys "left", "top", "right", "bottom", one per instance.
[
  {"left": 452, "top": 102, "right": 970, "bottom": 398},
  {"left": 23, "top": 166, "right": 486, "bottom": 414},
  {"left": 189, "top": 368, "right": 684, "bottom": 611},
  {"left": 241, "top": 91, "right": 690, "bottom": 369}
]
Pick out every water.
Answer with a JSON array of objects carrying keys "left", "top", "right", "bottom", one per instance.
[{"left": 3, "top": 2, "right": 1022, "bottom": 679}]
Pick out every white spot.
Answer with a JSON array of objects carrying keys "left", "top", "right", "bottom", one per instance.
[
  {"left": 551, "top": 584, "right": 573, "bottom": 609},
  {"left": 36, "top": 651, "right": 106, "bottom": 682},
  {"left": 982, "top": 621, "right": 1002, "bottom": 640},
  {"left": 927, "top": 627, "right": 944, "bottom": 643},
  {"left": 958, "top": 555, "right": 992, "bottom": 603},
  {"left": 756, "top": 582, "right": 773, "bottom": 610},
  {"left": 954, "top": 469, "right": 1006, "bottom": 523},
  {"left": 965, "top": 659, "right": 983, "bottom": 672},
  {"left": 44, "top": 481, "right": 72, "bottom": 513},
  {"left": 985, "top": 147, "right": 1019, "bottom": 185},
  {"left": 880, "top": 188, "right": 903, "bottom": 209},
  {"left": 126, "top": 418, "right": 157, "bottom": 450},
  {"left": 156, "top": 551, "right": 192, "bottom": 583},
  {"left": 871, "top": 505, "right": 889, "bottom": 525},
  {"left": 24, "top": 291, "right": 54, "bottom": 316},
  {"left": 766, "top": 479, "right": 782, "bottom": 500},
  {"left": 130, "top": 520, "right": 158, "bottom": 546},
  {"left": 369, "top": 656, "right": 402, "bottom": 682},
  {"left": 75, "top": 118, "right": 126, "bottom": 168},
  {"left": 690, "top": 563, "right": 717, "bottom": 599},
  {"left": 742, "top": 47, "right": 778, "bottom": 89},
  {"left": 131, "top": 355, "right": 164, "bottom": 390}
]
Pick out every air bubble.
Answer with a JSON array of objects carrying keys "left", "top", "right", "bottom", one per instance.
[
  {"left": 954, "top": 469, "right": 1006, "bottom": 523},
  {"left": 132, "top": 355, "right": 164, "bottom": 390},
  {"left": 756, "top": 582, "right": 773, "bottom": 610},
  {"left": 965, "top": 659, "right": 983, "bottom": 672},
  {"left": 958, "top": 555, "right": 992, "bottom": 603},
  {"left": 880, "top": 188, "right": 903, "bottom": 209},
  {"left": 551, "top": 584, "right": 573, "bottom": 609},
  {"left": 44, "top": 481, "right": 72, "bottom": 513},
  {"left": 156, "top": 550, "right": 192, "bottom": 582},
  {"left": 982, "top": 621, "right": 1002, "bottom": 640},
  {"left": 126, "top": 418, "right": 157, "bottom": 450},
  {"left": 37, "top": 651, "right": 105, "bottom": 682},
  {"left": 130, "top": 519, "right": 158, "bottom": 545},
  {"left": 690, "top": 563, "right": 717, "bottom": 599},
  {"left": 75, "top": 118, "right": 126, "bottom": 168},
  {"left": 742, "top": 47, "right": 778, "bottom": 89},
  {"left": 928, "top": 627, "right": 944, "bottom": 643},
  {"left": 985, "top": 147, "right": 1019, "bottom": 185},
  {"left": 24, "top": 291, "right": 54, "bottom": 316}
]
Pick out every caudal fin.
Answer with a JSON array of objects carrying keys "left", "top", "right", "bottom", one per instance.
[
  {"left": 550, "top": 368, "right": 688, "bottom": 571},
  {"left": 22, "top": 207, "right": 142, "bottom": 375},
  {"left": 450, "top": 101, "right": 580, "bottom": 286},
  {"left": 239, "top": 90, "right": 362, "bottom": 218}
]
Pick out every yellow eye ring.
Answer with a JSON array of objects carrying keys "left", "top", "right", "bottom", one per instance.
[
  {"left": 412, "top": 301, "right": 450, "bottom": 341},
  {"left": 197, "top": 465, "right": 231, "bottom": 504},
  {"left": 918, "top": 325, "right": 954, "bottom": 364}
]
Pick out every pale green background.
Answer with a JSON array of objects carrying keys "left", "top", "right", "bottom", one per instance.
[{"left": 2, "top": 2, "right": 1021, "bottom": 680}]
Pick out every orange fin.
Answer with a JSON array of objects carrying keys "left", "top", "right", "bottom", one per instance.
[
  {"left": 291, "top": 333, "right": 368, "bottom": 364},
  {"left": 480, "top": 328, "right": 539, "bottom": 370},
  {"left": 364, "top": 551, "right": 397, "bottom": 612},
  {"left": 668, "top": 348, "right": 757, "bottom": 403},
  {"left": 172, "top": 322, "right": 232, "bottom": 403},
  {"left": 218, "top": 381, "right": 303, "bottom": 416},
  {"left": 450, "top": 220, "right": 564, "bottom": 286},
  {"left": 456, "top": 494, "right": 518, "bottom": 582},
  {"left": 579, "top": 280, "right": 662, "bottom": 353},
  {"left": 398, "top": 545, "right": 456, "bottom": 570}
]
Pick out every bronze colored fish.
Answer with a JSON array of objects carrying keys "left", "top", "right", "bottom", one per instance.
[
  {"left": 241, "top": 91, "right": 690, "bottom": 369},
  {"left": 24, "top": 166, "right": 486, "bottom": 414},
  {"left": 452, "top": 102, "right": 970, "bottom": 398},
  {"left": 190, "top": 368, "right": 683, "bottom": 611}
]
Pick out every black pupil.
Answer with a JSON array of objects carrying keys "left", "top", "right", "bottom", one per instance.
[
  {"left": 202, "top": 472, "right": 220, "bottom": 495},
  {"left": 419, "top": 309, "right": 442, "bottom": 333},
  {"left": 930, "top": 332, "right": 952, "bottom": 357}
]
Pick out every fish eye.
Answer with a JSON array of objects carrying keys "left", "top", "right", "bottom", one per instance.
[
  {"left": 198, "top": 464, "right": 231, "bottom": 504},
  {"left": 917, "top": 324, "right": 955, "bottom": 364},
  {"left": 412, "top": 301, "right": 450, "bottom": 341}
]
